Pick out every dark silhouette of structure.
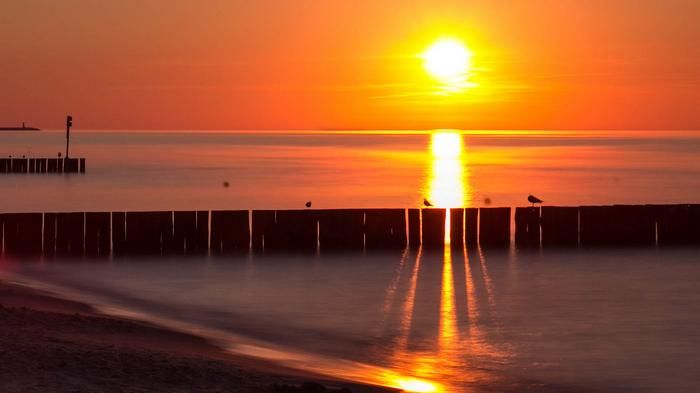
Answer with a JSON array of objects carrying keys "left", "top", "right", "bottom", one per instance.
[
  {"left": 1, "top": 116, "right": 85, "bottom": 174},
  {"left": 65, "top": 115, "right": 73, "bottom": 158},
  {"left": 0, "top": 205, "right": 696, "bottom": 258},
  {"left": 305, "top": 201, "right": 312, "bottom": 208},
  {"left": 528, "top": 195, "right": 543, "bottom": 206},
  {"left": 0, "top": 157, "right": 85, "bottom": 174},
  {"left": 0, "top": 122, "right": 40, "bottom": 131},
  {"left": 423, "top": 198, "right": 433, "bottom": 207}
]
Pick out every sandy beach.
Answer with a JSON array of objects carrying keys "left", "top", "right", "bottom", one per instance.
[{"left": 0, "top": 281, "right": 395, "bottom": 393}]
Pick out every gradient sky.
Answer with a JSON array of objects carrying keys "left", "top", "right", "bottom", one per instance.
[{"left": 2, "top": 0, "right": 699, "bottom": 130}]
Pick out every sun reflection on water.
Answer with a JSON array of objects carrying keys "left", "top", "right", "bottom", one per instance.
[
  {"left": 439, "top": 245, "right": 458, "bottom": 355},
  {"left": 428, "top": 131, "right": 469, "bottom": 208}
]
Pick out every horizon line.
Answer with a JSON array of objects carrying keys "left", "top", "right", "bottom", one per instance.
[{"left": 23, "top": 127, "right": 700, "bottom": 133}]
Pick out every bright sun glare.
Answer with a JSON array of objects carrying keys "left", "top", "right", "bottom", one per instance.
[
  {"left": 422, "top": 38, "right": 472, "bottom": 83},
  {"left": 396, "top": 378, "right": 439, "bottom": 393}
]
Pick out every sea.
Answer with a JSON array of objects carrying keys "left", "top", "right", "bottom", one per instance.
[{"left": 1, "top": 130, "right": 699, "bottom": 393}]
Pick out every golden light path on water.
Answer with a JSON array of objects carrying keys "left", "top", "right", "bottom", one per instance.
[
  {"left": 368, "top": 131, "right": 472, "bottom": 392},
  {"left": 222, "top": 132, "right": 475, "bottom": 393},
  {"left": 428, "top": 131, "right": 467, "bottom": 210},
  {"left": 233, "top": 130, "right": 494, "bottom": 392}
]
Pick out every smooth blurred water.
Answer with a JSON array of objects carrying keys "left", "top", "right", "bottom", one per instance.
[
  {"left": 1, "top": 130, "right": 699, "bottom": 212},
  {"left": 3, "top": 247, "right": 700, "bottom": 393}
]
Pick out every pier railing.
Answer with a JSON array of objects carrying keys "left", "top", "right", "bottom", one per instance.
[
  {"left": 0, "top": 205, "right": 698, "bottom": 258},
  {"left": 0, "top": 158, "right": 86, "bottom": 174}
]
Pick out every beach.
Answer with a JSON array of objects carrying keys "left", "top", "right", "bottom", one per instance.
[{"left": 0, "top": 281, "right": 393, "bottom": 393}]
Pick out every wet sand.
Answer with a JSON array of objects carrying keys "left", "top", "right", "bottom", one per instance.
[{"left": 0, "top": 281, "right": 395, "bottom": 393}]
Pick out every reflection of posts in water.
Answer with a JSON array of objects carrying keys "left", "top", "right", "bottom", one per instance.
[
  {"left": 394, "top": 248, "right": 422, "bottom": 352},
  {"left": 476, "top": 246, "right": 497, "bottom": 312},
  {"left": 438, "top": 243, "right": 457, "bottom": 359},
  {"left": 381, "top": 241, "right": 505, "bottom": 391},
  {"left": 462, "top": 246, "right": 479, "bottom": 338},
  {"left": 387, "top": 247, "right": 445, "bottom": 391},
  {"left": 376, "top": 249, "right": 411, "bottom": 336},
  {"left": 461, "top": 246, "right": 499, "bottom": 360}
]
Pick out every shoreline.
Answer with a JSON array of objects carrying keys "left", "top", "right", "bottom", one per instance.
[{"left": 0, "top": 280, "right": 397, "bottom": 393}]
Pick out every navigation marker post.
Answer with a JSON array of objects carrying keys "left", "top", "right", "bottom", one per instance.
[{"left": 65, "top": 115, "right": 73, "bottom": 159}]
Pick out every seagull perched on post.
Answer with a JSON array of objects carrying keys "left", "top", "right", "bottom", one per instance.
[
  {"left": 305, "top": 201, "right": 312, "bottom": 208},
  {"left": 423, "top": 198, "right": 433, "bottom": 207},
  {"left": 527, "top": 195, "right": 543, "bottom": 207}
]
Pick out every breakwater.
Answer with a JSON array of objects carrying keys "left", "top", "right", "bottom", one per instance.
[
  {"left": 0, "top": 205, "right": 698, "bottom": 258},
  {"left": 0, "top": 158, "right": 86, "bottom": 174}
]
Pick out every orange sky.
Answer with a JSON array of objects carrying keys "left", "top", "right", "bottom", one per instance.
[{"left": 2, "top": 0, "right": 699, "bottom": 130}]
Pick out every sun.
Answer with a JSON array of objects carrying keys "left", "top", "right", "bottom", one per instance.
[{"left": 422, "top": 38, "right": 472, "bottom": 83}]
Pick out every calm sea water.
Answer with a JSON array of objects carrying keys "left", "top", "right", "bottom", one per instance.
[
  {"left": 1, "top": 130, "right": 700, "bottom": 392},
  {"left": 1, "top": 130, "right": 699, "bottom": 211},
  {"left": 4, "top": 249, "right": 700, "bottom": 393}
]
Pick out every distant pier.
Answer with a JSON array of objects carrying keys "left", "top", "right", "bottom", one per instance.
[
  {"left": 0, "top": 205, "right": 698, "bottom": 259},
  {"left": 0, "top": 158, "right": 86, "bottom": 174},
  {"left": 0, "top": 122, "right": 40, "bottom": 131}
]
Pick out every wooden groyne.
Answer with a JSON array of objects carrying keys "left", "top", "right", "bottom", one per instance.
[
  {"left": 0, "top": 205, "right": 698, "bottom": 259},
  {"left": 0, "top": 158, "right": 86, "bottom": 174}
]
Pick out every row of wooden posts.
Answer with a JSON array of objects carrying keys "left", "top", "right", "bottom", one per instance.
[
  {"left": 0, "top": 205, "right": 698, "bottom": 258},
  {"left": 0, "top": 158, "right": 86, "bottom": 174}
]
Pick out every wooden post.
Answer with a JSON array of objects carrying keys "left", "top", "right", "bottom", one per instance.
[
  {"left": 515, "top": 207, "right": 540, "bottom": 248},
  {"left": 65, "top": 115, "right": 73, "bottom": 158},
  {"left": 112, "top": 212, "right": 126, "bottom": 257},
  {"left": 364, "top": 209, "right": 407, "bottom": 250},
  {"left": 2, "top": 213, "right": 43, "bottom": 258},
  {"left": 580, "top": 205, "right": 655, "bottom": 247},
  {"left": 124, "top": 211, "right": 173, "bottom": 256},
  {"left": 479, "top": 207, "right": 511, "bottom": 248},
  {"left": 408, "top": 208, "right": 421, "bottom": 248},
  {"left": 251, "top": 210, "right": 275, "bottom": 252},
  {"left": 210, "top": 210, "right": 250, "bottom": 255},
  {"left": 465, "top": 208, "right": 478, "bottom": 246},
  {"left": 85, "top": 212, "right": 111, "bottom": 257},
  {"left": 449, "top": 208, "right": 464, "bottom": 247},
  {"left": 541, "top": 206, "right": 579, "bottom": 247},
  {"left": 421, "top": 208, "right": 446, "bottom": 249},
  {"left": 270, "top": 210, "right": 317, "bottom": 252},
  {"left": 656, "top": 204, "right": 700, "bottom": 246},
  {"left": 173, "top": 211, "right": 197, "bottom": 255},
  {"left": 317, "top": 209, "right": 364, "bottom": 250},
  {"left": 55, "top": 212, "right": 85, "bottom": 257}
]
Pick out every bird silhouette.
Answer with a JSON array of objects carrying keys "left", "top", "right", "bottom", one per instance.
[
  {"left": 305, "top": 201, "right": 312, "bottom": 208},
  {"left": 528, "top": 195, "right": 543, "bottom": 206},
  {"left": 423, "top": 198, "right": 433, "bottom": 207}
]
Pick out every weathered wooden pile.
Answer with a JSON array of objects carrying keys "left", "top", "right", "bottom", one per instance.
[
  {"left": 0, "top": 158, "right": 86, "bottom": 174},
  {"left": 0, "top": 205, "right": 698, "bottom": 259}
]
